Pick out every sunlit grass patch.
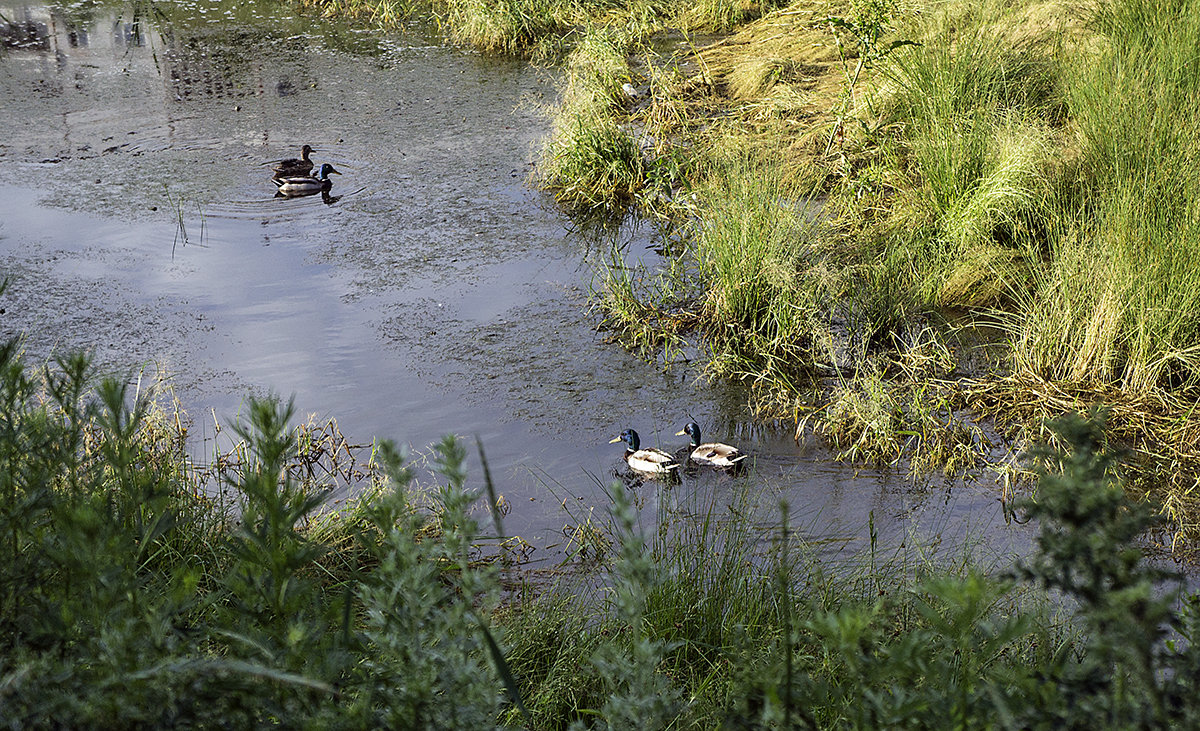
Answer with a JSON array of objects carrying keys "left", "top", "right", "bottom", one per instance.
[
  {"left": 444, "top": 0, "right": 573, "bottom": 55},
  {"left": 1003, "top": 0, "right": 1200, "bottom": 393},
  {"left": 689, "top": 148, "right": 826, "bottom": 382},
  {"left": 536, "top": 26, "right": 650, "bottom": 209},
  {"left": 673, "top": 0, "right": 779, "bottom": 34},
  {"left": 539, "top": 113, "right": 647, "bottom": 209},
  {"left": 698, "top": 1, "right": 844, "bottom": 114}
]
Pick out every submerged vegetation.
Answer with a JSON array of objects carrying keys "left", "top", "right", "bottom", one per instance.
[
  {"left": 5, "top": 345, "right": 1200, "bottom": 727},
  {"left": 284, "top": 0, "right": 1200, "bottom": 549}
]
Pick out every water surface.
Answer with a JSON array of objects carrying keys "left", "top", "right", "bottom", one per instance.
[{"left": 0, "top": 0, "right": 1032, "bottom": 564}]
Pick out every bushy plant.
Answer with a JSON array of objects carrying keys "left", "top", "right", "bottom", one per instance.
[
  {"left": 1014, "top": 409, "right": 1179, "bottom": 728},
  {"left": 0, "top": 342, "right": 514, "bottom": 727}
]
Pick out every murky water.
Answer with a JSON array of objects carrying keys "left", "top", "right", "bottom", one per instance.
[{"left": 0, "top": 0, "right": 1033, "bottom": 564}]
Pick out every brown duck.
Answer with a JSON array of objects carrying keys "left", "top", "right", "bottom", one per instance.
[{"left": 271, "top": 144, "right": 315, "bottom": 179}]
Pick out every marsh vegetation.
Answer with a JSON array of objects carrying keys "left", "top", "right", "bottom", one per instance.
[
  {"left": 10, "top": 0, "right": 1200, "bottom": 724},
  {"left": 290, "top": 0, "right": 1200, "bottom": 551},
  {"left": 4, "top": 345, "right": 1200, "bottom": 728}
]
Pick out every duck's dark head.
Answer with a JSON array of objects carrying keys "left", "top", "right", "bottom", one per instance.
[
  {"left": 676, "top": 422, "right": 701, "bottom": 446},
  {"left": 609, "top": 428, "right": 640, "bottom": 451},
  {"left": 316, "top": 163, "right": 341, "bottom": 180}
]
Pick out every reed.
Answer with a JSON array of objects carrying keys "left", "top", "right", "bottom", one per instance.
[
  {"left": 537, "top": 26, "right": 648, "bottom": 209},
  {"left": 690, "top": 148, "right": 824, "bottom": 385}
]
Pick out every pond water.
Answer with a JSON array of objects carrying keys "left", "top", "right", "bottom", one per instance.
[{"left": 0, "top": 0, "right": 1033, "bottom": 566}]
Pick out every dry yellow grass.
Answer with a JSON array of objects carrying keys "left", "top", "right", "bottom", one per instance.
[{"left": 699, "top": 3, "right": 846, "bottom": 121}]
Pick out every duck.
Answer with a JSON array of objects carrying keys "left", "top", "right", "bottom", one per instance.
[
  {"left": 273, "top": 163, "right": 341, "bottom": 197},
  {"left": 271, "top": 144, "right": 315, "bottom": 178},
  {"left": 676, "top": 422, "right": 747, "bottom": 469},
  {"left": 610, "top": 429, "right": 680, "bottom": 476}
]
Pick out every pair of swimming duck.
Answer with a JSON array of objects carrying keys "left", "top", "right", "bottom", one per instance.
[
  {"left": 610, "top": 422, "right": 747, "bottom": 476},
  {"left": 270, "top": 144, "right": 341, "bottom": 196}
]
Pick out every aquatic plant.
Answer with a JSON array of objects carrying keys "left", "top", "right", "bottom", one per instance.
[
  {"left": 591, "top": 240, "right": 696, "bottom": 363},
  {"left": 164, "top": 185, "right": 207, "bottom": 255},
  {"left": 537, "top": 26, "right": 648, "bottom": 210}
]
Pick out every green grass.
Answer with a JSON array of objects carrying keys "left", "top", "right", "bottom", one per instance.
[
  {"left": 542, "top": 0, "right": 1200, "bottom": 543},
  {"left": 682, "top": 147, "right": 838, "bottom": 397},
  {"left": 535, "top": 25, "right": 650, "bottom": 210},
  {"left": 848, "top": 0, "right": 1200, "bottom": 396},
  {"left": 862, "top": 0, "right": 1057, "bottom": 309},
  {"left": 444, "top": 0, "right": 573, "bottom": 56},
  {"left": 5, "top": 340, "right": 1200, "bottom": 726},
  {"left": 1006, "top": 0, "right": 1200, "bottom": 391}
]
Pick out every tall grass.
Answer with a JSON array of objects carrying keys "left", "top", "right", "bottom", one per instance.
[
  {"left": 690, "top": 149, "right": 826, "bottom": 386},
  {"left": 863, "top": 0, "right": 1200, "bottom": 392},
  {"left": 444, "top": 0, "right": 572, "bottom": 56},
  {"left": 1009, "top": 0, "right": 1200, "bottom": 391},
  {"left": 537, "top": 25, "right": 649, "bottom": 210},
  {"left": 868, "top": 2, "right": 1057, "bottom": 309}
]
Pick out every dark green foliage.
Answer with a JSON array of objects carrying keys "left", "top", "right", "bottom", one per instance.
[
  {"left": 4, "top": 340, "right": 1200, "bottom": 728},
  {"left": 1014, "top": 410, "right": 1180, "bottom": 729},
  {"left": 0, "top": 341, "right": 506, "bottom": 728}
]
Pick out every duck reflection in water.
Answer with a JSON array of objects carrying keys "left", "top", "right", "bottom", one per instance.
[{"left": 274, "top": 187, "right": 342, "bottom": 205}]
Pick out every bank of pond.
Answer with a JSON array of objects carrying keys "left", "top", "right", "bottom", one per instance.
[
  {"left": 298, "top": 0, "right": 1200, "bottom": 550},
  {"left": 0, "top": 344, "right": 1196, "bottom": 729}
]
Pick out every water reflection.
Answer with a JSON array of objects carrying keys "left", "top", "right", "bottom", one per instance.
[
  {"left": 1, "top": 2, "right": 103, "bottom": 52},
  {"left": 1, "top": 0, "right": 322, "bottom": 104},
  {"left": 0, "top": 0, "right": 1034, "bottom": 564},
  {"left": 115, "top": 12, "right": 145, "bottom": 47},
  {"left": 1, "top": 13, "right": 49, "bottom": 50},
  {"left": 272, "top": 188, "right": 341, "bottom": 205}
]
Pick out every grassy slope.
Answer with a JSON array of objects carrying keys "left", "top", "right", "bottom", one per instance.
[{"left": 533, "top": 0, "right": 1200, "bottom": 549}]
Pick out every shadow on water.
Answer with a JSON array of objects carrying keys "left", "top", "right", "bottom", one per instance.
[{"left": 0, "top": 0, "right": 1035, "bottom": 565}]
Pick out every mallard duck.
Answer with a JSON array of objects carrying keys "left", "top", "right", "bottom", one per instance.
[
  {"left": 610, "top": 429, "right": 680, "bottom": 476},
  {"left": 676, "top": 422, "right": 747, "bottom": 468},
  {"left": 273, "top": 163, "right": 340, "bottom": 197},
  {"left": 271, "top": 144, "right": 315, "bottom": 178}
]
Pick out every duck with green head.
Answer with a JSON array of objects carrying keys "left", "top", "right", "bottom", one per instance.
[
  {"left": 610, "top": 428, "right": 680, "bottom": 476},
  {"left": 676, "top": 422, "right": 747, "bottom": 469},
  {"left": 273, "top": 163, "right": 341, "bottom": 197}
]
